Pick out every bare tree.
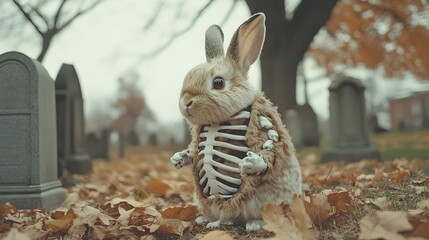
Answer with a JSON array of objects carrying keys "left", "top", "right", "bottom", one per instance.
[{"left": 8, "top": 0, "right": 106, "bottom": 62}]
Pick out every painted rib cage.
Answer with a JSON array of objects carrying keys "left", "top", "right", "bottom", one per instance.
[{"left": 197, "top": 110, "right": 251, "bottom": 199}]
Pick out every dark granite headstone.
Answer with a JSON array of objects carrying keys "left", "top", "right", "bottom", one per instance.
[
  {"left": 0, "top": 51, "right": 66, "bottom": 210},
  {"left": 295, "top": 103, "right": 320, "bottom": 147},
  {"left": 85, "top": 129, "right": 110, "bottom": 160},
  {"left": 55, "top": 64, "right": 92, "bottom": 175},
  {"left": 182, "top": 120, "right": 192, "bottom": 148},
  {"left": 321, "top": 77, "right": 380, "bottom": 162},
  {"left": 284, "top": 109, "right": 303, "bottom": 148}
]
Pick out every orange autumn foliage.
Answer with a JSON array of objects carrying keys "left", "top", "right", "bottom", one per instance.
[{"left": 310, "top": 0, "right": 429, "bottom": 79}]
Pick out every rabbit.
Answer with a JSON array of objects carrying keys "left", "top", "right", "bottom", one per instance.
[{"left": 170, "top": 13, "right": 302, "bottom": 232}]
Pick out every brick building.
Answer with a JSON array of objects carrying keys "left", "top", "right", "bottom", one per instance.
[{"left": 388, "top": 90, "right": 429, "bottom": 130}]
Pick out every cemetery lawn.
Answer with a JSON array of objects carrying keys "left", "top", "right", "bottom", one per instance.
[{"left": 1, "top": 145, "right": 429, "bottom": 239}]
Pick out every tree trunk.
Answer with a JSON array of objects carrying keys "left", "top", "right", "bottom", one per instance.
[
  {"left": 37, "top": 37, "right": 51, "bottom": 62},
  {"left": 246, "top": 0, "right": 338, "bottom": 115}
]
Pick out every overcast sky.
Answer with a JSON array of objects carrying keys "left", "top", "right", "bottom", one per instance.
[{"left": 1, "top": 0, "right": 427, "bottom": 135}]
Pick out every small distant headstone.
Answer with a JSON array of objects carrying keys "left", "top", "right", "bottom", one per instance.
[
  {"left": 182, "top": 120, "right": 192, "bottom": 148},
  {"left": 284, "top": 109, "right": 303, "bottom": 148},
  {"left": 85, "top": 129, "right": 110, "bottom": 160},
  {"left": 321, "top": 76, "right": 380, "bottom": 162},
  {"left": 295, "top": 103, "right": 320, "bottom": 146},
  {"left": 118, "top": 132, "right": 126, "bottom": 158},
  {"left": 148, "top": 133, "right": 158, "bottom": 145},
  {"left": 0, "top": 51, "right": 66, "bottom": 210},
  {"left": 55, "top": 64, "right": 92, "bottom": 175},
  {"left": 128, "top": 130, "right": 140, "bottom": 146}
]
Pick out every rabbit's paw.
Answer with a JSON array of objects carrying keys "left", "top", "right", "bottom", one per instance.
[
  {"left": 195, "top": 215, "right": 214, "bottom": 225},
  {"left": 245, "top": 220, "right": 264, "bottom": 232},
  {"left": 206, "top": 219, "right": 234, "bottom": 228},
  {"left": 240, "top": 151, "right": 268, "bottom": 175},
  {"left": 170, "top": 149, "right": 191, "bottom": 169}
]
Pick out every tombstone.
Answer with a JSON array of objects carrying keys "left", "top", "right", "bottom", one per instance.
[
  {"left": 284, "top": 109, "right": 303, "bottom": 148},
  {"left": 55, "top": 64, "right": 92, "bottom": 175},
  {"left": 321, "top": 76, "right": 380, "bottom": 162},
  {"left": 85, "top": 129, "right": 110, "bottom": 160},
  {"left": 182, "top": 120, "right": 192, "bottom": 149},
  {"left": 0, "top": 51, "right": 66, "bottom": 210},
  {"left": 118, "top": 132, "right": 126, "bottom": 158},
  {"left": 294, "top": 103, "right": 320, "bottom": 147}
]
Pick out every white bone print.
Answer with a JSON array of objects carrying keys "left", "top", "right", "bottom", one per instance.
[
  {"left": 259, "top": 116, "right": 273, "bottom": 129},
  {"left": 198, "top": 111, "right": 250, "bottom": 199}
]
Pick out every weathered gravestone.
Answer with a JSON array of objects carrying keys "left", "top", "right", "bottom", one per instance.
[
  {"left": 85, "top": 129, "right": 110, "bottom": 160},
  {"left": 295, "top": 103, "right": 320, "bottom": 147},
  {"left": 284, "top": 109, "right": 303, "bottom": 148},
  {"left": 0, "top": 51, "right": 65, "bottom": 210},
  {"left": 55, "top": 64, "right": 92, "bottom": 175},
  {"left": 321, "top": 76, "right": 380, "bottom": 162}
]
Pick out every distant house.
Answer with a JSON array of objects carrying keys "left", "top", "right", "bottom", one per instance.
[{"left": 388, "top": 90, "right": 429, "bottom": 130}]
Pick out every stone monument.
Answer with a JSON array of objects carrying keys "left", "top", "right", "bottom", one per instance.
[
  {"left": 295, "top": 103, "right": 320, "bottom": 146},
  {"left": 0, "top": 51, "right": 66, "bottom": 210},
  {"left": 321, "top": 76, "right": 380, "bottom": 162},
  {"left": 85, "top": 129, "right": 110, "bottom": 160},
  {"left": 284, "top": 109, "right": 303, "bottom": 148},
  {"left": 55, "top": 64, "right": 92, "bottom": 175}
]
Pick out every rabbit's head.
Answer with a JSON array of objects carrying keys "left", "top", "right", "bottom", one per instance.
[{"left": 179, "top": 13, "right": 266, "bottom": 125}]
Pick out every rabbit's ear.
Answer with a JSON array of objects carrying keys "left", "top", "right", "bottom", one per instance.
[
  {"left": 227, "top": 13, "right": 265, "bottom": 74},
  {"left": 205, "top": 25, "right": 225, "bottom": 62}
]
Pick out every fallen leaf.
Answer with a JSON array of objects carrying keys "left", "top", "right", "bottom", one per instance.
[
  {"left": 147, "top": 180, "right": 171, "bottom": 196},
  {"left": 2, "top": 228, "right": 31, "bottom": 240},
  {"left": 304, "top": 193, "right": 334, "bottom": 226},
  {"left": 0, "top": 203, "right": 16, "bottom": 219},
  {"left": 161, "top": 205, "right": 198, "bottom": 221},
  {"left": 410, "top": 220, "right": 429, "bottom": 239},
  {"left": 200, "top": 230, "right": 234, "bottom": 240},
  {"left": 157, "top": 218, "right": 191, "bottom": 236},
  {"left": 327, "top": 191, "right": 354, "bottom": 213},
  {"left": 43, "top": 209, "right": 76, "bottom": 233},
  {"left": 359, "top": 211, "right": 413, "bottom": 240},
  {"left": 262, "top": 195, "right": 318, "bottom": 240}
]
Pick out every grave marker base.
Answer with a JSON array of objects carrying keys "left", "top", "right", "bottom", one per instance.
[
  {"left": 321, "top": 146, "right": 380, "bottom": 163},
  {"left": 0, "top": 180, "right": 65, "bottom": 210}
]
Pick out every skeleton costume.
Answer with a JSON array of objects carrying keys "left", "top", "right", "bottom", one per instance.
[{"left": 186, "top": 93, "right": 301, "bottom": 222}]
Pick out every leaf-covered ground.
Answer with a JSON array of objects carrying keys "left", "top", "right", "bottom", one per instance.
[{"left": 0, "top": 145, "right": 428, "bottom": 240}]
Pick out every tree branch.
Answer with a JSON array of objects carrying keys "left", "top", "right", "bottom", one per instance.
[
  {"left": 11, "top": 0, "right": 43, "bottom": 35},
  {"left": 59, "top": 0, "right": 105, "bottom": 32},
  {"left": 134, "top": 0, "right": 215, "bottom": 64},
  {"left": 142, "top": 0, "right": 165, "bottom": 31},
  {"left": 220, "top": 0, "right": 238, "bottom": 27},
  {"left": 53, "top": 0, "right": 68, "bottom": 28},
  {"left": 31, "top": 6, "right": 49, "bottom": 27}
]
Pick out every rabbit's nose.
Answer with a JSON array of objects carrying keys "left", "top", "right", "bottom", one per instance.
[{"left": 186, "top": 100, "right": 193, "bottom": 108}]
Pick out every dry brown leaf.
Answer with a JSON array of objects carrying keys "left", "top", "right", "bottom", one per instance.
[
  {"left": 43, "top": 209, "right": 76, "bottom": 233},
  {"left": 410, "top": 220, "right": 429, "bottom": 239},
  {"left": 304, "top": 193, "right": 334, "bottom": 226},
  {"left": 327, "top": 191, "right": 354, "bottom": 213},
  {"left": 200, "top": 230, "right": 235, "bottom": 240},
  {"left": 157, "top": 218, "right": 191, "bottom": 236},
  {"left": 0, "top": 203, "right": 16, "bottom": 219},
  {"left": 2, "top": 228, "right": 31, "bottom": 240},
  {"left": 161, "top": 205, "right": 199, "bottom": 221},
  {"left": 262, "top": 195, "right": 318, "bottom": 240},
  {"left": 147, "top": 179, "right": 171, "bottom": 196},
  {"left": 359, "top": 211, "right": 413, "bottom": 240}
]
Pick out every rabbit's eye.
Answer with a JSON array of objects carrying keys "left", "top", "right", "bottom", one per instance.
[{"left": 212, "top": 77, "right": 225, "bottom": 90}]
